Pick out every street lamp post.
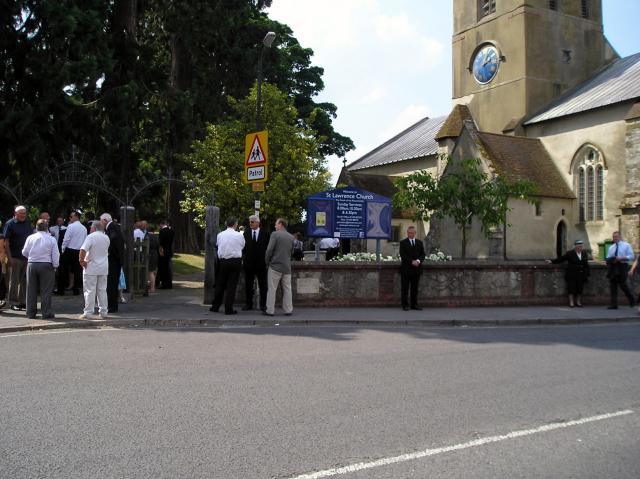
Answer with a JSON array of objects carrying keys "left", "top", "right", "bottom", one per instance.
[
  {"left": 255, "top": 31, "right": 276, "bottom": 218},
  {"left": 256, "top": 31, "right": 276, "bottom": 132}
]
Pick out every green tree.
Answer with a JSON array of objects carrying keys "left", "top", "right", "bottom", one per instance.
[
  {"left": 181, "top": 83, "right": 331, "bottom": 227},
  {"left": 393, "top": 156, "right": 537, "bottom": 258}
]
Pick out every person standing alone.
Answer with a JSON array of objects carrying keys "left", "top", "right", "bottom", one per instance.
[
  {"left": 242, "top": 215, "right": 269, "bottom": 311},
  {"left": 399, "top": 225, "right": 425, "bottom": 311}
]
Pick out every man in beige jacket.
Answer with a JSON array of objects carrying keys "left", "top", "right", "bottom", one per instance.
[{"left": 264, "top": 218, "right": 294, "bottom": 316}]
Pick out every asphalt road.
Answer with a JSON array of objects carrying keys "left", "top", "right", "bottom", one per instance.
[{"left": 1, "top": 323, "right": 639, "bottom": 479}]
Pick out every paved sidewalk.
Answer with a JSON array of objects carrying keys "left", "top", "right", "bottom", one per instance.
[{"left": 1, "top": 279, "right": 638, "bottom": 333}]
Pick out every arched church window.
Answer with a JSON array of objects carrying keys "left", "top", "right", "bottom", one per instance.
[
  {"left": 573, "top": 145, "right": 605, "bottom": 223},
  {"left": 581, "top": 0, "right": 589, "bottom": 19},
  {"left": 587, "top": 166, "right": 594, "bottom": 221},
  {"left": 596, "top": 165, "right": 604, "bottom": 220}
]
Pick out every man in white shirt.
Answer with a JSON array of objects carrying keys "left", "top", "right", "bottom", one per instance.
[
  {"left": 79, "top": 220, "right": 111, "bottom": 319},
  {"left": 210, "top": 217, "right": 245, "bottom": 315},
  {"left": 58, "top": 211, "right": 87, "bottom": 296},
  {"left": 606, "top": 230, "right": 635, "bottom": 309},
  {"left": 21, "top": 219, "right": 60, "bottom": 319},
  {"left": 133, "top": 220, "right": 147, "bottom": 242}
]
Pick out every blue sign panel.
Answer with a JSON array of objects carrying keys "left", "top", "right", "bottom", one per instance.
[{"left": 307, "top": 187, "right": 392, "bottom": 239}]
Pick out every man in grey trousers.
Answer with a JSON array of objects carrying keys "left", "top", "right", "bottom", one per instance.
[
  {"left": 264, "top": 218, "right": 295, "bottom": 316},
  {"left": 21, "top": 219, "right": 60, "bottom": 319}
]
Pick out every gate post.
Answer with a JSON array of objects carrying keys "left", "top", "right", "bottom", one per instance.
[
  {"left": 120, "top": 205, "right": 135, "bottom": 301},
  {"left": 204, "top": 205, "right": 220, "bottom": 304}
]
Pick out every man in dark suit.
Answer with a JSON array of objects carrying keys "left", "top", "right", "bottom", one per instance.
[
  {"left": 100, "top": 213, "right": 125, "bottom": 313},
  {"left": 157, "top": 219, "right": 175, "bottom": 289},
  {"left": 399, "top": 225, "right": 426, "bottom": 311},
  {"left": 242, "top": 215, "right": 270, "bottom": 311}
]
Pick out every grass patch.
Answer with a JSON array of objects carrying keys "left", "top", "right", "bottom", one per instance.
[{"left": 173, "top": 253, "right": 205, "bottom": 274}]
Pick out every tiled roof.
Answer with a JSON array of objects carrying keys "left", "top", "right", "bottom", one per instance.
[
  {"left": 525, "top": 52, "right": 640, "bottom": 125},
  {"left": 347, "top": 116, "right": 446, "bottom": 171},
  {"left": 477, "top": 132, "right": 575, "bottom": 199},
  {"left": 435, "top": 104, "right": 474, "bottom": 140}
]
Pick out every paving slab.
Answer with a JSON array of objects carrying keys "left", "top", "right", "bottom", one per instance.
[{"left": 1, "top": 279, "right": 638, "bottom": 333}]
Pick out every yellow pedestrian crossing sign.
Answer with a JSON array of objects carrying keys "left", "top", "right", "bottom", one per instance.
[{"left": 245, "top": 131, "right": 268, "bottom": 183}]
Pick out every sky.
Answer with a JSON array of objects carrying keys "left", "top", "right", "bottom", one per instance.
[{"left": 267, "top": 0, "right": 640, "bottom": 183}]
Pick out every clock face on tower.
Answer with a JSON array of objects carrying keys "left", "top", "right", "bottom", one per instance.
[{"left": 472, "top": 44, "right": 500, "bottom": 84}]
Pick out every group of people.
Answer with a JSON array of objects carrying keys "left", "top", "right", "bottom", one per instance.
[
  {"left": 0, "top": 206, "right": 127, "bottom": 319},
  {"left": 132, "top": 219, "right": 175, "bottom": 292},
  {"left": 211, "top": 215, "right": 295, "bottom": 316}
]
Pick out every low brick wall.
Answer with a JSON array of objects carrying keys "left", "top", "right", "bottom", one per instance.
[{"left": 281, "top": 261, "right": 628, "bottom": 307}]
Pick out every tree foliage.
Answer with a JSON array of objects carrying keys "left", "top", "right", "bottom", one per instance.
[
  {"left": 181, "top": 83, "right": 331, "bottom": 227},
  {"left": 0, "top": 0, "right": 352, "bottom": 238},
  {"left": 393, "top": 156, "right": 537, "bottom": 258}
]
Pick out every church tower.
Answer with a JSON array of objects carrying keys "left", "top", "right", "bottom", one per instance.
[{"left": 452, "top": 0, "right": 617, "bottom": 133}]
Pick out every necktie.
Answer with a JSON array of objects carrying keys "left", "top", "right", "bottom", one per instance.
[
  {"left": 253, "top": 231, "right": 257, "bottom": 242},
  {"left": 614, "top": 242, "right": 618, "bottom": 257},
  {"left": 410, "top": 239, "right": 414, "bottom": 247}
]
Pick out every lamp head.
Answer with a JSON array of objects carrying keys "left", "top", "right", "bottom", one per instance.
[{"left": 263, "top": 31, "right": 276, "bottom": 48}]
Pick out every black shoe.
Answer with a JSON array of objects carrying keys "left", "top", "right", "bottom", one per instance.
[
  {"left": 42, "top": 314, "right": 55, "bottom": 319},
  {"left": 18, "top": 303, "right": 26, "bottom": 309},
  {"left": 260, "top": 306, "right": 267, "bottom": 312},
  {"left": 576, "top": 303, "right": 583, "bottom": 308},
  {"left": 285, "top": 313, "right": 292, "bottom": 316},
  {"left": 108, "top": 308, "right": 118, "bottom": 313},
  {"left": 10, "top": 305, "right": 22, "bottom": 311},
  {"left": 26, "top": 315, "right": 36, "bottom": 320},
  {"left": 569, "top": 304, "right": 576, "bottom": 308},
  {"left": 402, "top": 306, "right": 410, "bottom": 311},
  {"left": 607, "top": 305, "right": 618, "bottom": 310},
  {"left": 209, "top": 305, "right": 219, "bottom": 313},
  {"left": 262, "top": 311, "right": 274, "bottom": 316},
  {"left": 225, "top": 310, "right": 237, "bottom": 315},
  {"left": 241, "top": 305, "right": 252, "bottom": 311},
  {"left": 411, "top": 306, "right": 423, "bottom": 311}
]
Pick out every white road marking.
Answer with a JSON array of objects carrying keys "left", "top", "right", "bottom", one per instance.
[
  {"left": 0, "top": 328, "right": 120, "bottom": 338},
  {"left": 287, "top": 409, "right": 634, "bottom": 479}
]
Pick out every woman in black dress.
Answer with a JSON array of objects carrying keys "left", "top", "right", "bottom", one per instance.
[{"left": 548, "top": 240, "right": 590, "bottom": 307}]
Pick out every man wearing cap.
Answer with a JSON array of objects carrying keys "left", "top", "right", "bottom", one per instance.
[
  {"left": 548, "top": 240, "right": 590, "bottom": 307},
  {"left": 605, "top": 231, "right": 635, "bottom": 309},
  {"left": 3, "top": 205, "right": 32, "bottom": 310}
]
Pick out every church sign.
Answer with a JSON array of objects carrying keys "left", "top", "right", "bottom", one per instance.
[{"left": 307, "top": 187, "right": 392, "bottom": 239}]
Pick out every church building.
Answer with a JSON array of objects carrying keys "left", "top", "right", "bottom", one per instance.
[{"left": 340, "top": 0, "right": 640, "bottom": 259}]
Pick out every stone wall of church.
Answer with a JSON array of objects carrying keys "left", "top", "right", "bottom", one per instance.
[
  {"left": 526, "top": 104, "right": 630, "bottom": 255},
  {"left": 620, "top": 116, "right": 640, "bottom": 250},
  {"left": 278, "top": 261, "right": 617, "bottom": 307}
]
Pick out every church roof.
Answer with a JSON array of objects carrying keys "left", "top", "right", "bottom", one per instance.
[
  {"left": 347, "top": 115, "right": 446, "bottom": 171},
  {"left": 525, "top": 52, "right": 640, "bottom": 125},
  {"left": 476, "top": 132, "right": 575, "bottom": 199},
  {"left": 435, "top": 104, "right": 474, "bottom": 140}
]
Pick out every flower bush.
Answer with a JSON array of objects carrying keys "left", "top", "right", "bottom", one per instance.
[
  {"left": 426, "top": 251, "right": 453, "bottom": 262},
  {"left": 329, "top": 250, "right": 452, "bottom": 262},
  {"left": 330, "top": 252, "right": 398, "bottom": 262}
]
